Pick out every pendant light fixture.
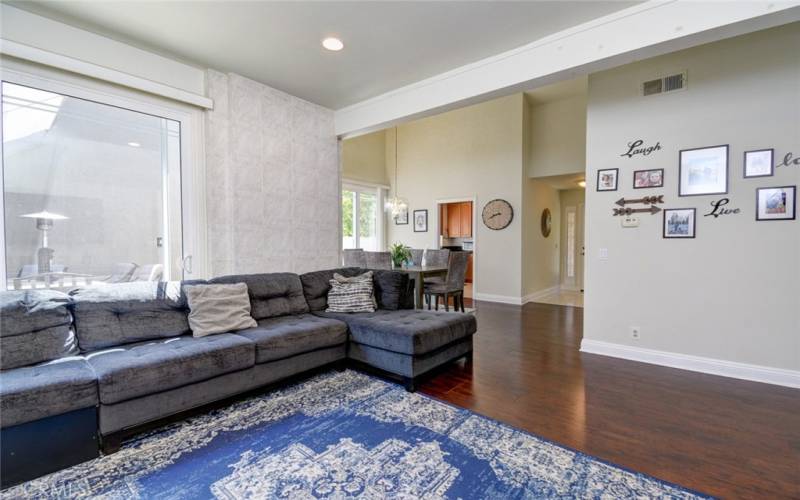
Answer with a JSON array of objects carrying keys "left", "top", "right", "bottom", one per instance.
[{"left": 384, "top": 126, "right": 408, "bottom": 218}]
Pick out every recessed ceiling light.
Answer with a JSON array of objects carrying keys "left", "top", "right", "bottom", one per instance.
[
  {"left": 322, "top": 37, "right": 344, "bottom": 51},
  {"left": 127, "top": 142, "right": 141, "bottom": 147},
  {"left": 578, "top": 180, "right": 586, "bottom": 188}
]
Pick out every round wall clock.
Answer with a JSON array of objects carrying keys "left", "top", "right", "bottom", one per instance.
[
  {"left": 482, "top": 199, "right": 514, "bottom": 230},
  {"left": 541, "top": 208, "right": 552, "bottom": 237}
]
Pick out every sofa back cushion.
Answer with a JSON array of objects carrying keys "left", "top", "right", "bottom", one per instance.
[
  {"left": 300, "top": 268, "right": 412, "bottom": 311},
  {"left": 300, "top": 267, "right": 364, "bottom": 311},
  {"left": 209, "top": 273, "right": 309, "bottom": 320},
  {"left": 69, "top": 281, "right": 192, "bottom": 352},
  {"left": 0, "top": 290, "right": 78, "bottom": 370}
]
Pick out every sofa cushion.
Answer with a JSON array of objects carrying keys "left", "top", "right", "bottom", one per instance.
[
  {"left": 0, "top": 358, "right": 98, "bottom": 428},
  {"left": 300, "top": 268, "right": 412, "bottom": 311},
  {"left": 1, "top": 325, "right": 78, "bottom": 370},
  {"left": 69, "top": 282, "right": 192, "bottom": 352},
  {"left": 210, "top": 273, "right": 309, "bottom": 320},
  {"left": 184, "top": 283, "right": 257, "bottom": 337},
  {"left": 315, "top": 309, "right": 477, "bottom": 356},
  {"left": 0, "top": 290, "right": 72, "bottom": 336},
  {"left": 86, "top": 334, "right": 254, "bottom": 404},
  {"left": 371, "top": 270, "right": 412, "bottom": 310},
  {"left": 0, "top": 290, "right": 78, "bottom": 370},
  {"left": 234, "top": 314, "right": 348, "bottom": 363}
]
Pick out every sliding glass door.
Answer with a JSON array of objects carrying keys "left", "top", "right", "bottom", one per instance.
[{"left": 1, "top": 80, "right": 185, "bottom": 289}]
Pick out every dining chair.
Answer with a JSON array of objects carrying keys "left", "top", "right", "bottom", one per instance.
[
  {"left": 365, "top": 251, "right": 392, "bottom": 270},
  {"left": 423, "top": 248, "right": 450, "bottom": 285},
  {"left": 409, "top": 249, "right": 423, "bottom": 267},
  {"left": 343, "top": 249, "right": 367, "bottom": 267},
  {"left": 424, "top": 251, "right": 469, "bottom": 312}
]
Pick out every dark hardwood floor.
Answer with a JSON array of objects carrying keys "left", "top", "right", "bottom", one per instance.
[{"left": 420, "top": 300, "right": 800, "bottom": 499}]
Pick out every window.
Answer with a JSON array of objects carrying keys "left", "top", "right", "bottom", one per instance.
[
  {"left": 342, "top": 182, "right": 383, "bottom": 251},
  {"left": 2, "top": 79, "right": 189, "bottom": 289}
]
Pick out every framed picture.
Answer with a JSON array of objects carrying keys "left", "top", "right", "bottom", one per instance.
[
  {"left": 413, "top": 209, "right": 428, "bottom": 232},
  {"left": 756, "top": 186, "right": 796, "bottom": 221},
  {"left": 744, "top": 149, "right": 774, "bottom": 178},
  {"left": 633, "top": 168, "right": 664, "bottom": 189},
  {"left": 597, "top": 168, "right": 618, "bottom": 191},
  {"left": 679, "top": 145, "right": 728, "bottom": 196},
  {"left": 663, "top": 208, "right": 696, "bottom": 239},
  {"left": 394, "top": 206, "right": 408, "bottom": 225}
]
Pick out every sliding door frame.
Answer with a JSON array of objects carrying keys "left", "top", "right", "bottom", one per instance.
[{"left": 0, "top": 59, "right": 207, "bottom": 282}]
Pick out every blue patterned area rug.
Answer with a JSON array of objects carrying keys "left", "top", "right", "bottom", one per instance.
[{"left": 7, "top": 370, "right": 709, "bottom": 499}]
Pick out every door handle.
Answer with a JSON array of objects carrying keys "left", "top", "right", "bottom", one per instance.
[{"left": 181, "top": 255, "right": 193, "bottom": 274}]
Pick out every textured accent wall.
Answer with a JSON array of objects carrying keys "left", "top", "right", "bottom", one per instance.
[{"left": 205, "top": 71, "right": 340, "bottom": 277}]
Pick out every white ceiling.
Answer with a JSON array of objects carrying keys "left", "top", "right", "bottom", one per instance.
[{"left": 12, "top": 1, "right": 638, "bottom": 109}]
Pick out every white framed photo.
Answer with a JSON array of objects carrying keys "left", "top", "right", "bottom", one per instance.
[
  {"left": 597, "top": 168, "right": 618, "bottom": 191},
  {"left": 663, "top": 208, "right": 696, "bottom": 239},
  {"left": 756, "top": 186, "right": 796, "bottom": 221},
  {"left": 679, "top": 145, "right": 728, "bottom": 196},
  {"left": 744, "top": 149, "right": 774, "bottom": 178}
]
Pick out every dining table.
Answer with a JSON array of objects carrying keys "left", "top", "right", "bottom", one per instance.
[{"left": 397, "top": 265, "right": 448, "bottom": 309}]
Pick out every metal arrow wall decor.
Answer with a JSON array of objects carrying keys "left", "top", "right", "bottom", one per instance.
[
  {"left": 615, "top": 195, "right": 664, "bottom": 206},
  {"left": 613, "top": 206, "right": 662, "bottom": 216}
]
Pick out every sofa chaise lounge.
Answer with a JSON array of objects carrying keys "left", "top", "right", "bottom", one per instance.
[{"left": 0, "top": 267, "right": 476, "bottom": 488}]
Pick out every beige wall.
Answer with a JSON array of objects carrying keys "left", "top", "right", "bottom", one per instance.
[
  {"left": 522, "top": 179, "right": 561, "bottom": 297},
  {"left": 385, "top": 94, "right": 525, "bottom": 300},
  {"left": 342, "top": 131, "right": 388, "bottom": 186},
  {"left": 205, "top": 71, "right": 340, "bottom": 276},
  {"left": 527, "top": 93, "right": 587, "bottom": 178},
  {"left": 584, "top": 24, "right": 800, "bottom": 371}
]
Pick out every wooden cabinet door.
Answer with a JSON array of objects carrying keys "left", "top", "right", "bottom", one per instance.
[
  {"left": 440, "top": 204, "right": 448, "bottom": 236},
  {"left": 460, "top": 202, "right": 472, "bottom": 237},
  {"left": 447, "top": 204, "right": 461, "bottom": 237}
]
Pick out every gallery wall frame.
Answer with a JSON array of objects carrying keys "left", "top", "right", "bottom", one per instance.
[
  {"left": 755, "top": 185, "right": 796, "bottom": 221},
  {"left": 633, "top": 168, "right": 664, "bottom": 189},
  {"left": 678, "top": 144, "right": 729, "bottom": 197},
  {"left": 663, "top": 207, "right": 697, "bottom": 239},
  {"left": 743, "top": 148, "right": 774, "bottom": 178}
]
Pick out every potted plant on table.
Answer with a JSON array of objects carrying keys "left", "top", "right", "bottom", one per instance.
[{"left": 389, "top": 242, "right": 412, "bottom": 269}]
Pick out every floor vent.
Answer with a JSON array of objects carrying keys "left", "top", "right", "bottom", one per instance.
[{"left": 642, "top": 71, "right": 687, "bottom": 96}]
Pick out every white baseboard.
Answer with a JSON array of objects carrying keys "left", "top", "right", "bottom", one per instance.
[
  {"left": 580, "top": 339, "right": 800, "bottom": 389},
  {"left": 473, "top": 292, "right": 522, "bottom": 305},
  {"left": 522, "top": 286, "right": 560, "bottom": 304}
]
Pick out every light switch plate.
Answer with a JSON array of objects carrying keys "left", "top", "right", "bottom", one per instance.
[
  {"left": 621, "top": 216, "right": 640, "bottom": 228},
  {"left": 599, "top": 248, "right": 608, "bottom": 260}
]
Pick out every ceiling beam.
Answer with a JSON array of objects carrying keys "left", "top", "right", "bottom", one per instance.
[{"left": 335, "top": 1, "right": 800, "bottom": 138}]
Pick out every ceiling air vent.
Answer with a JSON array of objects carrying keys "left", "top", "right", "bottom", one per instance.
[{"left": 642, "top": 71, "right": 687, "bottom": 96}]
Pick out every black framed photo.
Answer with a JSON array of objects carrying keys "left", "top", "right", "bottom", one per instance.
[
  {"left": 679, "top": 145, "right": 728, "bottom": 196},
  {"left": 663, "top": 208, "right": 696, "bottom": 239},
  {"left": 413, "top": 209, "right": 428, "bottom": 232},
  {"left": 744, "top": 149, "right": 774, "bottom": 178},
  {"left": 633, "top": 168, "right": 664, "bottom": 189},
  {"left": 756, "top": 186, "right": 796, "bottom": 221},
  {"left": 597, "top": 168, "right": 618, "bottom": 191},
  {"left": 394, "top": 206, "right": 408, "bottom": 225}
]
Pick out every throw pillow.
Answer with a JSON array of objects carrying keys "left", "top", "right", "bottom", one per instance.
[
  {"left": 326, "top": 271, "right": 376, "bottom": 313},
  {"left": 184, "top": 283, "right": 257, "bottom": 337}
]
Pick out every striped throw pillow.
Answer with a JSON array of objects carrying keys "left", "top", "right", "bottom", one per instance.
[{"left": 326, "top": 272, "right": 376, "bottom": 313}]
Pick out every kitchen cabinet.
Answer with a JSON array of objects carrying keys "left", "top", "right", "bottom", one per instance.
[{"left": 440, "top": 202, "right": 473, "bottom": 238}]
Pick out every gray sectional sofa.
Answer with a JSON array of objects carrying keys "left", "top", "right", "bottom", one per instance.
[{"left": 0, "top": 267, "right": 476, "bottom": 488}]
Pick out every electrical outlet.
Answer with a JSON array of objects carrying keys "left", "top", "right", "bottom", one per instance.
[{"left": 630, "top": 326, "right": 641, "bottom": 340}]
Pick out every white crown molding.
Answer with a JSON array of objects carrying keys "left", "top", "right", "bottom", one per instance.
[
  {"left": 0, "top": 39, "right": 214, "bottom": 109},
  {"left": 334, "top": 1, "right": 800, "bottom": 137},
  {"left": 581, "top": 339, "right": 800, "bottom": 389}
]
